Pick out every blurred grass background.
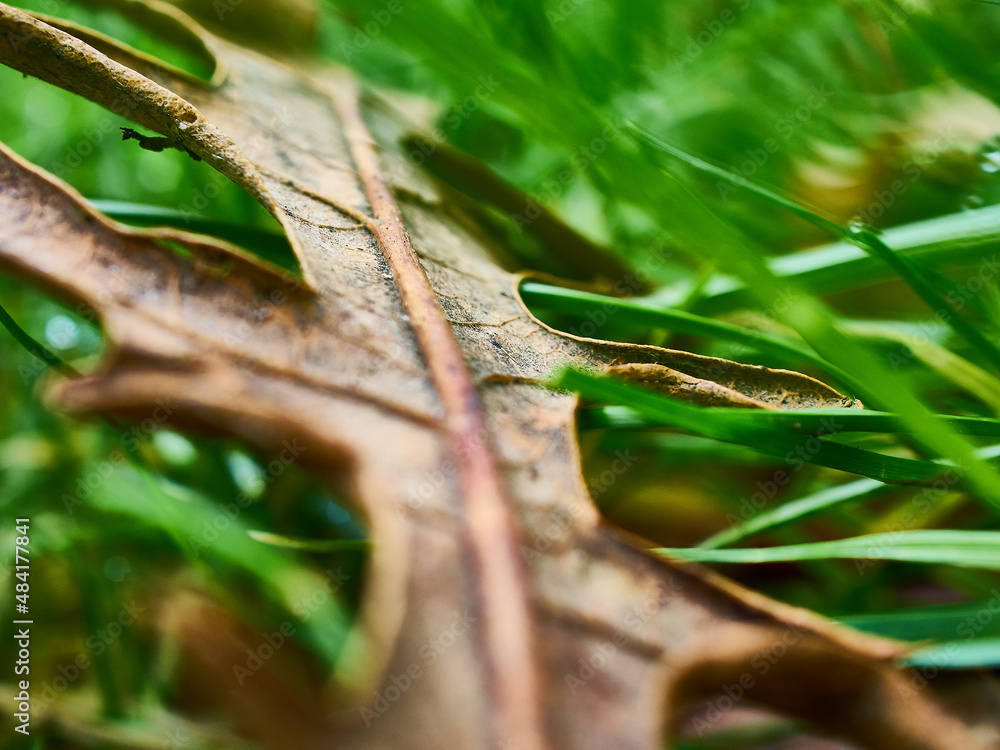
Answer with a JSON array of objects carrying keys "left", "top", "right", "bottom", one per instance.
[{"left": 3, "top": 0, "right": 1000, "bottom": 747}]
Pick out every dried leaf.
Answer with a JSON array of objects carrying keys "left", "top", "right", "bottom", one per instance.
[{"left": 1, "top": 3, "right": 998, "bottom": 748}]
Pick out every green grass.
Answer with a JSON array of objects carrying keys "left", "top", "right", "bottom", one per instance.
[
  {"left": 3, "top": 0, "right": 1000, "bottom": 747},
  {"left": 658, "top": 530, "right": 1000, "bottom": 569},
  {"left": 560, "top": 367, "right": 1000, "bottom": 486}
]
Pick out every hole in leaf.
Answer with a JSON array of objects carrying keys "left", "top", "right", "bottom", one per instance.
[
  {"left": 0, "top": 66, "right": 301, "bottom": 276},
  {"left": 0, "top": 308, "right": 370, "bottom": 733},
  {"left": 674, "top": 703, "right": 860, "bottom": 750}
]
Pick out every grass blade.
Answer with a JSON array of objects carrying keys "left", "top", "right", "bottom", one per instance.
[
  {"left": 92, "top": 467, "right": 353, "bottom": 666},
  {"left": 629, "top": 123, "right": 844, "bottom": 236},
  {"left": 651, "top": 205, "right": 1000, "bottom": 314},
  {"left": 579, "top": 403, "right": 1000, "bottom": 437},
  {"left": 623, "top": 133, "right": 1000, "bottom": 511},
  {"left": 903, "top": 638, "right": 1000, "bottom": 669},
  {"left": 559, "top": 369, "right": 945, "bottom": 483},
  {"left": 839, "top": 600, "right": 1000, "bottom": 642},
  {"left": 87, "top": 199, "right": 298, "bottom": 272},
  {"left": 699, "top": 478, "right": 888, "bottom": 550},
  {"left": 632, "top": 124, "right": 1000, "bottom": 371},
  {"left": 699, "top": 443, "right": 1000, "bottom": 549},
  {"left": 246, "top": 530, "right": 369, "bottom": 552},
  {"left": 847, "top": 320, "right": 1000, "bottom": 415},
  {"left": 848, "top": 225, "right": 1000, "bottom": 372},
  {"left": 656, "top": 530, "right": 1000, "bottom": 569},
  {"left": 0, "top": 300, "right": 80, "bottom": 378}
]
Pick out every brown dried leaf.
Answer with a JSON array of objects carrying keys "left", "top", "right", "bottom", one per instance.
[{"left": 1, "top": 3, "right": 998, "bottom": 749}]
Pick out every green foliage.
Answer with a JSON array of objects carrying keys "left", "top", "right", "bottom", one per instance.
[
  {"left": 322, "top": 0, "right": 1000, "bottom": 688},
  {"left": 659, "top": 530, "right": 1000, "bottom": 569},
  {"left": 4, "top": 0, "right": 1000, "bottom": 746}
]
